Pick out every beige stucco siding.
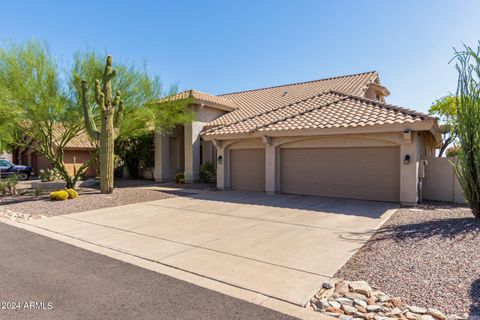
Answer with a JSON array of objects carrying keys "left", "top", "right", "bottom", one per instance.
[
  {"left": 230, "top": 148, "right": 265, "bottom": 192},
  {"left": 280, "top": 146, "right": 400, "bottom": 202}
]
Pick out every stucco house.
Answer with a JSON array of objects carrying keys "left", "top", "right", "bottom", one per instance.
[
  {"left": 12, "top": 127, "right": 97, "bottom": 177},
  {"left": 153, "top": 71, "right": 441, "bottom": 205}
]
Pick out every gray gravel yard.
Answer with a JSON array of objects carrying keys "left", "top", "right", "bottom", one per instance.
[
  {"left": 335, "top": 202, "right": 480, "bottom": 317},
  {"left": 0, "top": 180, "right": 184, "bottom": 217}
]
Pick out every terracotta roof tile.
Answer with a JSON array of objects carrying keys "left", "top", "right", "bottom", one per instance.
[
  {"left": 208, "top": 71, "right": 379, "bottom": 126},
  {"left": 203, "top": 91, "right": 434, "bottom": 137},
  {"left": 52, "top": 125, "right": 95, "bottom": 150},
  {"left": 153, "top": 89, "right": 236, "bottom": 111}
]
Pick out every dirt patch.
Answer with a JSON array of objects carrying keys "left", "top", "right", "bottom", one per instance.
[{"left": 335, "top": 202, "right": 480, "bottom": 316}]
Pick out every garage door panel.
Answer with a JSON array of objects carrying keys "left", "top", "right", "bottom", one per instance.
[
  {"left": 281, "top": 147, "right": 399, "bottom": 202},
  {"left": 230, "top": 148, "right": 265, "bottom": 192}
]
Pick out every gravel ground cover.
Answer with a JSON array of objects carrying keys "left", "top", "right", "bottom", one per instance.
[
  {"left": 335, "top": 202, "right": 480, "bottom": 317},
  {"left": 0, "top": 180, "right": 190, "bottom": 217}
]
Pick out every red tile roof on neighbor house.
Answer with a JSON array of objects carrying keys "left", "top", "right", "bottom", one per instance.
[{"left": 51, "top": 125, "right": 96, "bottom": 150}]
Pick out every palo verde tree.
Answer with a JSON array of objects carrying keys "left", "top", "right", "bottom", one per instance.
[
  {"left": 74, "top": 51, "right": 193, "bottom": 193},
  {"left": 429, "top": 95, "right": 457, "bottom": 156},
  {"left": 0, "top": 41, "right": 92, "bottom": 187},
  {"left": 452, "top": 42, "right": 480, "bottom": 218},
  {"left": 80, "top": 56, "right": 122, "bottom": 194}
]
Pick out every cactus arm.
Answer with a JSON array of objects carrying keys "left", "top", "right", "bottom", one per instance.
[
  {"left": 80, "top": 80, "right": 100, "bottom": 140},
  {"left": 94, "top": 80, "right": 106, "bottom": 111},
  {"left": 102, "top": 56, "right": 116, "bottom": 108},
  {"left": 113, "top": 99, "right": 124, "bottom": 135}
]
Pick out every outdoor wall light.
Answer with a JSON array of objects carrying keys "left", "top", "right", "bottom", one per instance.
[
  {"left": 217, "top": 155, "right": 223, "bottom": 164},
  {"left": 404, "top": 154, "right": 410, "bottom": 165}
]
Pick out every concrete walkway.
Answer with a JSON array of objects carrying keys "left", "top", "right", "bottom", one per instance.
[{"left": 24, "top": 189, "right": 397, "bottom": 307}]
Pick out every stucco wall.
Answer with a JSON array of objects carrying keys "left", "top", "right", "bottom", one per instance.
[
  {"left": 33, "top": 150, "right": 96, "bottom": 177},
  {"left": 422, "top": 156, "right": 466, "bottom": 203},
  {"left": 215, "top": 132, "right": 424, "bottom": 204}
]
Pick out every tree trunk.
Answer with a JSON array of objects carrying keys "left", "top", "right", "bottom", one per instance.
[{"left": 100, "top": 110, "right": 115, "bottom": 194}]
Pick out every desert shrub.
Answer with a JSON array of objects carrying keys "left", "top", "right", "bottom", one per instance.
[
  {"left": 0, "top": 181, "right": 7, "bottom": 195},
  {"left": 50, "top": 190, "right": 69, "bottom": 201},
  {"left": 175, "top": 172, "right": 185, "bottom": 184},
  {"left": 199, "top": 161, "right": 216, "bottom": 183},
  {"left": 65, "top": 188, "right": 78, "bottom": 199},
  {"left": 34, "top": 188, "right": 42, "bottom": 197},
  {"left": 452, "top": 44, "right": 480, "bottom": 218},
  {"left": 446, "top": 146, "right": 460, "bottom": 157},
  {"left": 5, "top": 175, "right": 19, "bottom": 195},
  {"left": 39, "top": 168, "right": 62, "bottom": 182}
]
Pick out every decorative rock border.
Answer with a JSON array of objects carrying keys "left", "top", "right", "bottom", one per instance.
[
  {"left": 0, "top": 207, "right": 46, "bottom": 221},
  {"left": 309, "top": 279, "right": 465, "bottom": 320}
]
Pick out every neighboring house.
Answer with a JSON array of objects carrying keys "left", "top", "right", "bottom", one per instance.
[
  {"left": 0, "top": 153, "right": 12, "bottom": 161},
  {"left": 12, "top": 128, "right": 97, "bottom": 177},
  {"left": 155, "top": 71, "right": 441, "bottom": 205}
]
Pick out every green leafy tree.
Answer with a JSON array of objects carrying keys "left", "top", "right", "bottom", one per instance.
[
  {"left": 0, "top": 42, "right": 193, "bottom": 191},
  {"left": 452, "top": 43, "right": 480, "bottom": 218},
  {"left": 429, "top": 95, "right": 456, "bottom": 156},
  {"left": 0, "top": 41, "right": 91, "bottom": 188},
  {"left": 72, "top": 51, "right": 193, "bottom": 193}
]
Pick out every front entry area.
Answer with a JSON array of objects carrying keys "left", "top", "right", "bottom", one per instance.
[{"left": 281, "top": 147, "right": 400, "bottom": 202}]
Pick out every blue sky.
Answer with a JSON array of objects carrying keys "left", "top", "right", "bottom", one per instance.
[{"left": 1, "top": 0, "right": 479, "bottom": 112}]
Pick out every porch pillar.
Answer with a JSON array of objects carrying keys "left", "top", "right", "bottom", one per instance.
[
  {"left": 154, "top": 131, "right": 170, "bottom": 182},
  {"left": 400, "top": 131, "right": 419, "bottom": 205},
  {"left": 264, "top": 137, "right": 277, "bottom": 194},
  {"left": 184, "top": 121, "right": 204, "bottom": 182},
  {"left": 214, "top": 140, "right": 226, "bottom": 190}
]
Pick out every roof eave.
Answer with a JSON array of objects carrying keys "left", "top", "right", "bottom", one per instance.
[{"left": 201, "top": 121, "right": 436, "bottom": 141}]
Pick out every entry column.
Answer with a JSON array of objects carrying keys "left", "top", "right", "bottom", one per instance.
[
  {"left": 264, "top": 137, "right": 277, "bottom": 194},
  {"left": 154, "top": 131, "right": 170, "bottom": 182}
]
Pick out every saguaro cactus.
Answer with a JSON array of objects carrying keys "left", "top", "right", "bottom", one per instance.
[{"left": 80, "top": 56, "right": 124, "bottom": 194}]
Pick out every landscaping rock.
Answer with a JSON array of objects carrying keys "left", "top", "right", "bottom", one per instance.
[
  {"left": 367, "top": 305, "right": 382, "bottom": 312},
  {"left": 345, "top": 292, "right": 368, "bottom": 302},
  {"left": 335, "top": 281, "right": 351, "bottom": 295},
  {"left": 337, "top": 297, "right": 354, "bottom": 306},
  {"left": 349, "top": 281, "right": 372, "bottom": 297},
  {"left": 354, "top": 299, "right": 368, "bottom": 309},
  {"left": 326, "top": 306, "right": 344, "bottom": 314},
  {"left": 427, "top": 309, "right": 446, "bottom": 320},
  {"left": 310, "top": 278, "right": 463, "bottom": 320},
  {"left": 342, "top": 305, "right": 358, "bottom": 315},
  {"left": 323, "top": 282, "right": 334, "bottom": 289},
  {"left": 409, "top": 306, "right": 427, "bottom": 314}
]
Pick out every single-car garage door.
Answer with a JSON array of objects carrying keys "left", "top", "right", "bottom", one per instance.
[
  {"left": 230, "top": 148, "right": 265, "bottom": 192},
  {"left": 281, "top": 147, "right": 400, "bottom": 202}
]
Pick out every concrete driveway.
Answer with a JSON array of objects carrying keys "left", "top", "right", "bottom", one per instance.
[{"left": 25, "top": 189, "right": 397, "bottom": 306}]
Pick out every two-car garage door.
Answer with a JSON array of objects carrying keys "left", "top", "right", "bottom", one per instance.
[
  {"left": 229, "top": 147, "right": 400, "bottom": 202},
  {"left": 281, "top": 147, "right": 400, "bottom": 202}
]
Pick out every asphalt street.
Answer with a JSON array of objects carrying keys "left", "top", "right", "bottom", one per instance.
[{"left": 0, "top": 222, "right": 297, "bottom": 320}]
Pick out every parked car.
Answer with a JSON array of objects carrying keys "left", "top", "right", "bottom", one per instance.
[{"left": 0, "top": 159, "right": 33, "bottom": 180}]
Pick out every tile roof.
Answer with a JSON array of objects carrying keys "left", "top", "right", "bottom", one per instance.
[
  {"left": 202, "top": 91, "right": 434, "bottom": 137},
  {"left": 52, "top": 125, "right": 96, "bottom": 150},
  {"left": 208, "top": 71, "right": 379, "bottom": 126},
  {"left": 153, "top": 89, "right": 236, "bottom": 111}
]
